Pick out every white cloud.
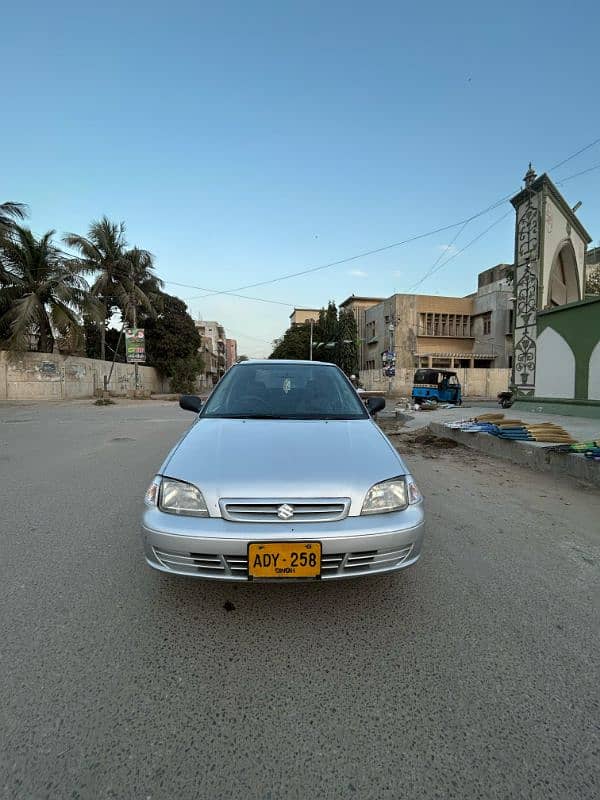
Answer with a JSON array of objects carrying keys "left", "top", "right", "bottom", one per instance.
[
  {"left": 349, "top": 269, "right": 368, "bottom": 278},
  {"left": 437, "top": 243, "right": 458, "bottom": 255}
]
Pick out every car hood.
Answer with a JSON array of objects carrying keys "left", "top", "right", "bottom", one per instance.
[{"left": 161, "top": 418, "right": 406, "bottom": 517}]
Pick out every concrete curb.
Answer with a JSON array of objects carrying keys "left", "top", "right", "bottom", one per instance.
[{"left": 429, "top": 422, "right": 600, "bottom": 489}]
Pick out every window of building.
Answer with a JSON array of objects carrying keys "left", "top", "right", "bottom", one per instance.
[
  {"left": 508, "top": 355, "right": 513, "bottom": 369},
  {"left": 482, "top": 312, "right": 492, "bottom": 335}
]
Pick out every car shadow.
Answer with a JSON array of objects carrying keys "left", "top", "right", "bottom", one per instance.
[{"left": 151, "top": 566, "right": 421, "bottom": 628}]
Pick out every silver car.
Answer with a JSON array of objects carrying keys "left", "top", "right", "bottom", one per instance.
[{"left": 142, "top": 360, "right": 424, "bottom": 581}]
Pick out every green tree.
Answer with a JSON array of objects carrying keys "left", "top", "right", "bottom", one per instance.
[
  {"left": 0, "top": 226, "right": 92, "bottom": 352},
  {"left": 336, "top": 308, "right": 358, "bottom": 374},
  {"left": 120, "top": 246, "right": 163, "bottom": 326},
  {"left": 0, "top": 201, "right": 28, "bottom": 235},
  {"left": 140, "top": 292, "right": 203, "bottom": 392},
  {"left": 270, "top": 323, "right": 311, "bottom": 360},
  {"left": 64, "top": 218, "right": 159, "bottom": 360},
  {"left": 313, "top": 302, "right": 338, "bottom": 363},
  {"left": 586, "top": 266, "right": 600, "bottom": 295}
]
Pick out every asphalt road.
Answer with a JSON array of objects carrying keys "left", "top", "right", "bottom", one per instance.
[{"left": 1, "top": 400, "right": 599, "bottom": 800}]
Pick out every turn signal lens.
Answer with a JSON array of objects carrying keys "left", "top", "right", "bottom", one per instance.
[
  {"left": 144, "top": 476, "right": 161, "bottom": 506},
  {"left": 406, "top": 476, "right": 423, "bottom": 505}
]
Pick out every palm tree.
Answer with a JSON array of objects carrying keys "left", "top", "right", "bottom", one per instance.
[
  {"left": 120, "top": 246, "right": 164, "bottom": 327},
  {"left": 64, "top": 218, "right": 160, "bottom": 359},
  {"left": 0, "top": 226, "right": 91, "bottom": 352},
  {"left": 0, "top": 201, "right": 28, "bottom": 234}
]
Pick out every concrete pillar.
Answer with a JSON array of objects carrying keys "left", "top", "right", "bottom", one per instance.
[
  {"left": 469, "top": 358, "right": 475, "bottom": 368},
  {"left": 427, "top": 355, "right": 433, "bottom": 367},
  {"left": 450, "top": 357, "right": 455, "bottom": 368}
]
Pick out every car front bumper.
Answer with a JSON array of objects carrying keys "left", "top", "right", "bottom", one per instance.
[{"left": 142, "top": 503, "right": 425, "bottom": 581}]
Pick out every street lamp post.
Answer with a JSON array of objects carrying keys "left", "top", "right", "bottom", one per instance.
[{"left": 309, "top": 319, "right": 313, "bottom": 360}]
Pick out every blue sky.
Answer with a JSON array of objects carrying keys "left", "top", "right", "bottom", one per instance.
[{"left": 3, "top": 0, "right": 599, "bottom": 356}]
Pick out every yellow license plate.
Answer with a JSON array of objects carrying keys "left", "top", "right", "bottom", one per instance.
[{"left": 248, "top": 542, "right": 321, "bottom": 579}]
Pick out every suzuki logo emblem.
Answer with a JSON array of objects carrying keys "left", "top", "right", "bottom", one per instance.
[{"left": 277, "top": 503, "right": 294, "bottom": 520}]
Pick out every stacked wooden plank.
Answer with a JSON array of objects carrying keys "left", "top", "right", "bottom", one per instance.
[{"left": 470, "top": 413, "right": 577, "bottom": 443}]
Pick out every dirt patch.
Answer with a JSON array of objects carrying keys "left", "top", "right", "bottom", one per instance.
[{"left": 382, "top": 424, "right": 464, "bottom": 458}]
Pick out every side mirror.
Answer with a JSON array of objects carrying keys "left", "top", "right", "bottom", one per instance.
[
  {"left": 366, "top": 396, "right": 385, "bottom": 416},
  {"left": 179, "top": 394, "right": 203, "bottom": 413}
]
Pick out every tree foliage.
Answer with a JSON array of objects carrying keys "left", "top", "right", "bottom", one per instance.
[
  {"left": 0, "top": 225, "right": 94, "bottom": 352},
  {"left": 139, "top": 292, "right": 203, "bottom": 391},
  {"left": 269, "top": 302, "right": 358, "bottom": 374},
  {"left": 336, "top": 308, "right": 358, "bottom": 374},
  {"left": 64, "top": 217, "right": 160, "bottom": 359},
  {"left": 270, "top": 322, "right": 311, "bottom": 360},
  {"left": 586, "top": 266, "right": 600, "bottom": 295},
  {"left": 0, "top": 201, "right": 28, "bottom": 234}
]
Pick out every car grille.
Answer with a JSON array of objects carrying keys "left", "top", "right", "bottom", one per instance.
[
  {"left": 153, "top": 548, "right": 248, "bottom": 578},
  {"left": 154, "top": 545, "right": 413, "bottom": 579},
  {"left": 321, "top": 545, "right": 413, "bottom": 576},
  {"left": 219, "top": 498, "right": 350, "bottom": 523}
]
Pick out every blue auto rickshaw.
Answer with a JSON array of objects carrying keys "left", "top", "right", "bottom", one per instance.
[{"left": 411, "top": 368, "right": 462, "bottom": 405}]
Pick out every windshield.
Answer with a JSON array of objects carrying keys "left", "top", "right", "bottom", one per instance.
[
  {"left": 202, "top": 363, "right": 368, "bottom": 419},
  {"left": 414, "top": 369, "right": 440, "bottom": 384}
]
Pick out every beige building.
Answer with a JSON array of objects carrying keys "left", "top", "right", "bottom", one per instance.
[
  {"left": 338, "top": 296, "right": 385, "bottom": 370},
  {"left": 289, "top": 308, "right": 320, "bottom": 326},
  {"left": 195, "top": 320, "right": 227, "bottom": 384},
  {"left": 357, "top": 266, "right": 513, "bottom": 371},
  {"left": 225, "top": 338, "right": 238, "bottom": 369}
]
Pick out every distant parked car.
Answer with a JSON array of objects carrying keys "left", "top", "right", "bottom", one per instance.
[{"left": 142, "top": 360, "right": 424, "bottom": 581}]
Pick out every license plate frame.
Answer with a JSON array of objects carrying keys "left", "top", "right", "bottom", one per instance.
[{"left": 247, "top": 541, "right": 322, "bottom": 579}]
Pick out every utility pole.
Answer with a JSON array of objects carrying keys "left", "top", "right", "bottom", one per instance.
[
  {"left": 309, "top": 319, "right": 314, "bottom": 360},
  {"left": 131, "top": 266, "right": 139, "bottom": 392}
]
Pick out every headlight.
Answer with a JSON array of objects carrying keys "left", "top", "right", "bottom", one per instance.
[
  {"left": 149, "top": 477, "right": 209, "bottom": 517},
  {"left": 361, "top": 475, "right": 422, "bottom": 515}
]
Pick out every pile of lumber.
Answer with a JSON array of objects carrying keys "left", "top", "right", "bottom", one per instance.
[
  {"left": 466, "top": 413, "right": 577, "bottom": 443},
  {"left": 446, "top": 413, "right": 599, "bottom": 456}
]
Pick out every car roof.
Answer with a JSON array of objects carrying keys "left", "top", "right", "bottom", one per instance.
[
  {"left": 237, "top": 360, "right": 337, "bottom": 367},
  {"left": 415, "top": 368, "right": 458, "bottom": 376}
]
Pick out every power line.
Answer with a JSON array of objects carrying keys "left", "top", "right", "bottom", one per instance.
[
  {"left": 406, "top": 160, "right": 600, "bottom": 292},
  {"left": 411, "top": 210, "right": 513, "bottom": 291},
  {"left": 168, "top": 282, "right": 293, "bottom": 307},
  {"left": 163, "top": 137, "right": 600, "bottom": 303},
  {"left": 407, "top": 219, "right": 470, "bottom": 291},
  {"left": 555, "top": 161, "right": 600, "bottom": 186},
  {"left": 547, "top": 136, "right": 600, "bottom": 173}
]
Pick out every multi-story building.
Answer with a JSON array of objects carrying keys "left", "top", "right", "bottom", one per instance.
[
  {"left": 195, "top": 320, "right": 227, "bottom": 384},
  {"left": 225, "top": 338, "right": 238, "bottom": 369},
  {"left": 356, "top": 265, "right": 513, "bottom": 372},
  {"left": 338, "top": 296, "right": 385, "bottom": 370},
  {"left": 469, "top": 264, "right": 514, "bottom": 369}
]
